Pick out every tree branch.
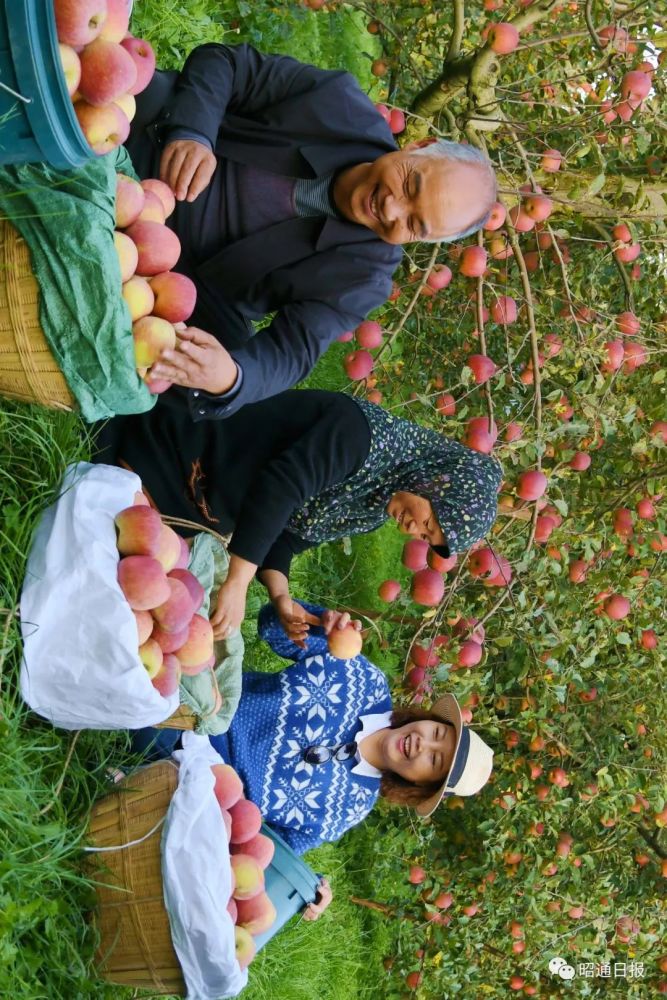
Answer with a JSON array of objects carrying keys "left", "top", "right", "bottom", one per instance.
[
  {"left": 446, "top": 0, "right": 466, "bottom": 64},
  {"left": 588, "top": 220, "right": 635, "bottom": 312},
  {"left": 583, "top": 0, "right": 603, "bottom": 50}
]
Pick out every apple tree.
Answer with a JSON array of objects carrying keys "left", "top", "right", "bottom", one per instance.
[{"left": 302, "top": 0, "right": 666, "bottom": 995}]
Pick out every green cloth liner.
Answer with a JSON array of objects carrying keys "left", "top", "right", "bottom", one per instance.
[
  {"left": 0, "top": 147, "right": 156, "bottom": 421},
  {"left": 182, "top": 533, "right": 243, "bottom": 736}
]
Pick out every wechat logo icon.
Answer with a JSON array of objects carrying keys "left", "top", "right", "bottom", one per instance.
[{"left": 549, "top": 957, "right": 576, "bottom": 980}]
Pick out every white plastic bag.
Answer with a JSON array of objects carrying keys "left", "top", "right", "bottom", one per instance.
[
  {"left": 20, "top": 462, "right": 179, "bottom": 729},
  {"left": 164, "top": 733, "right": 247, "bottom": 999}
]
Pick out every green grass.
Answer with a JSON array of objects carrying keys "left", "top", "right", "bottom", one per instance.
[
  {"left": 132, "top": 0, "right": 381, "bottom": 91},
  {"left": 0, "top": 5, "right": 391, "bottom": 998}
]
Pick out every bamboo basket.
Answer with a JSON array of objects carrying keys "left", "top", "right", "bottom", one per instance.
[
  {"left": 87, "top": 760, "right": 186, "bottom": 995},
  {"left": 0, "top": 218, "right": 75, "bottom": 408}
]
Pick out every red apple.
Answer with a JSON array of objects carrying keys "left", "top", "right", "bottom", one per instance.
[
  {"left": 355, "top": 320, "right": 383, "bottom": 349},
  {"left": 78, "top": 39, "right": 137, "bottom": 107},
  {"left": 426, "top": 265, "right": 453, "bottom": 291},
  {"left": 99, "top": 0, "right": 131, "bottom": 42},
  {"left": 125, "top": 221, "right": 182, "bottom": 276},
  {"left": 603, "top": 594, "right": 630, "bottom": 620},
  {"left": 516, "top": 470, "right": 547, "bottom": 501},
  {"left": 149, "top": 271, "right": 197, "bottom": 323},
  {"left": 436, "top": 393, "right": 456, "bottom": 416},
  {"left": 467, "top": 354, "right": 497, "bottom": 384},
  {"left": 523, "top": 194, "right": 553, "bottom": 221},
  {"left": 491, "top": 295, "right": 517, "bottom": 325},
  {"left": 388, "top": 108, "right": 406, "bottom": 134},
  {"left": 411, "top": 568, "right": 445, "bottom": 606},
  {"left": 344, "top": 350, "right": 374, "bottom": 381},
  {"left": 483, "top": 201, "right": 506, "bottom": 231},
  {"left": 402, "top": 539, "right": 429, "bottom": 571},
  {"left": 120, "top": 36, "right": 157, "bottom": 96},
  {"left": 58, "top": 44, "right": 81, "bottom": 97},
  {"left": 569, "top": 452, "right": 591, "bottom": 471},
  {"left": 459, "top": 246, "right": 488, "bottom": 277},
  {"left": 620, "top": 70, "right": 652, "bottom": 105},
  {"left": 115, "top": 173, "right": 145, "bottom": 227},
  {"left": 486, "top": 22, "right": 520, "bottom": 54},
  {"left": 54, "top": 0, "right": 108, "bottom": 47},
  {"left": 75, "top": 101, "right": 129, "bottom": 156},
  {"left": 378, "top": 579, "right": 401, "bottom": 602},
  {"left": 541, "top": 149, "right": 563, "bottom": 172},
  {"left": 616, "top": 311, "right": 640, "bottom": 336}
]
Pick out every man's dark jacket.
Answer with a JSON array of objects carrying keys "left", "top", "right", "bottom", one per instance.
[{"left": 131, "top": 43, "right": 403, "bottom": 418}]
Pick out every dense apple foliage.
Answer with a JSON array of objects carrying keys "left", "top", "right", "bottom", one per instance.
[{"left": 300, "top": 0, "right": 666, "bottom": 995}]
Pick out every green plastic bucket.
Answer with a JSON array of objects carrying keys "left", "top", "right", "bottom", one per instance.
[
  {"left": 0, "top": 0, "right": 92, "bottom": 169},
  {"left": 255, "top": 823, "right": 320, "bottom": 951}
]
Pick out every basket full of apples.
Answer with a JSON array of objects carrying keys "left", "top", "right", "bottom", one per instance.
[
  {"left": 0, "top": 1, "right": 154, "bottom": 169},
  {"left": 19, "top": 462, "right": 240, "bottom": 732},
  {"left": 89, "top": 756, "right": 320, "bottom": 994}
]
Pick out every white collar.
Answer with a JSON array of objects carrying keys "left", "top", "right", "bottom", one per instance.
[{"left": 351, "top": 711, "right": 392, "bottom": 778}]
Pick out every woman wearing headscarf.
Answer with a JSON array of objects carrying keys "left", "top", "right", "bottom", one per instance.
[
  {"left": 94, "top": 386, "right": 502, "bottom": 639},
  {"left": 131, "top": 599, "right": 495, "bottom": 920}
]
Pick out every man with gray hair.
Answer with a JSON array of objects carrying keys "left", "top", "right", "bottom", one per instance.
[{"left": 127, "top": 43, "right": 497, "bottom": 419}]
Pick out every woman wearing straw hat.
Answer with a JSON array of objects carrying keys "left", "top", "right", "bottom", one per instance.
[
  {"left": 94, "top": 387, "right": 502, "bottom": 641},
  {"left": 131, "top": 599, "right": 495, "bottom": 921}
]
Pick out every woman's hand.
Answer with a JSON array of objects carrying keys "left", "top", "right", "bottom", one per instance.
[
  {"left": 274, "top": 595, "right": 321, "bottom": 647},
  {"left": 210, "top": 578, "right": 248, "bottom": 639},
  {"left": 303, "top": 878, "right": 333, "bottom": 921},
  {"left": 160, "top": 139, "right": 217, "bottom": 202},
  {"left": 320, "top": 609, "right": 363, "bottom": 636}
]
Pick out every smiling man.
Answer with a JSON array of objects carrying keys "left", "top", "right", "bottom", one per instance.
[{"left": 125, "top": 43, "right": 497, "bottom": 419}]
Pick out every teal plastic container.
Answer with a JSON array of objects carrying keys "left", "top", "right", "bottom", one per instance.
[
  {"left": 254, "top": 823, "right": 320, "bottom": 951},
  {"left": 0, "top": 0, "right": 92, "bottom": 169}
]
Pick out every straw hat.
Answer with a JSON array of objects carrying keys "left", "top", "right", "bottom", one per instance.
[{"left": 415, "top": 693, "right": 494, "bottom": 818}]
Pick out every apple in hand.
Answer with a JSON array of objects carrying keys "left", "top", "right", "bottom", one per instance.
[{"left": 132, "top": 316, "right": 177, "bottom": 367}]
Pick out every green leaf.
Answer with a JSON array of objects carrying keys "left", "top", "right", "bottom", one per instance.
[
  {"left": 616, "top": 632, "right": 631, "bottom": 646},
  {"left": 585, "top": 173, "right": 606, "bottom": 197}
]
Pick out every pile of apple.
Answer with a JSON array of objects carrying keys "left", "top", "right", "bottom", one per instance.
[
  {"left": 210, "top": 763, "right": 279, "bottom": 970},
  {"left": 55, "top": 0, "right": 156, "bottom": 157},
  {"left": 114, "top": 494, "right": 216, "bottom": 698},
  {"left": 113, "top": 172, "right": 197, "bottom": 392}
]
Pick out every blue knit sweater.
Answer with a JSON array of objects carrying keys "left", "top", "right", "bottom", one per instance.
[{"left": 210, "top": 603, "right": 392, "bottom": 854}]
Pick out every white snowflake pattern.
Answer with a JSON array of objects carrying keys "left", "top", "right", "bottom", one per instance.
[
  {"left": 272, "top": 774, "right": 324, "bottom": 828},
  {"left": 344, "top": 785, "right": 376, "bottom": 827},
  {"left": 364, "top": 668, "right": 390, "bottom": 709}
]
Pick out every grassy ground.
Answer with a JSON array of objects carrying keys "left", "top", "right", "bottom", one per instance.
[{"left": 0, "top": 4, "right": 394, "bottom": 999}]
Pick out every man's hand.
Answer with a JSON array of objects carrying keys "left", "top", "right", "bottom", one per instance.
[
  {"left": 160, "top": 139, "right": 217, "bottom": 203},
  {"left": 151, "top": 327, "right": 238, "bottom": 396},
  {"left": 274, "top": 596, "right": 321, "bottom": 647},
  {"left": 320, "top": 609, "right": 363, "bottom": 635},
  {"left": 303, "top": 878, "right": 333, "bottom": 921}
]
